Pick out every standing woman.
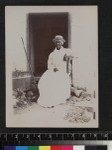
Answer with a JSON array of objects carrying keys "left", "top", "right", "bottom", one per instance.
[{"left": 38, "top": 35, "right": 73, "bottom": 107}]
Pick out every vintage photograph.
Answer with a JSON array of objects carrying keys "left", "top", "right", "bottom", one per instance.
[{"left": 6, "top": 6, "right": 98, "bottom": 127}]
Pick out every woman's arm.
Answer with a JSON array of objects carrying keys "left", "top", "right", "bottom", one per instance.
[
  {"left": 63, "top": 49, "right": 74, "bottom": 62},
  {"left": 47, "top": 53, "right": 54, "bottom": 70},
  {"left": 47, "top": 53, "right": 58, "bottom": 72}
]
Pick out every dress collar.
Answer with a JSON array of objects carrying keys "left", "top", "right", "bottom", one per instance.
[{"left": 55, "top": 46, "right": 64, "bottom": 51}]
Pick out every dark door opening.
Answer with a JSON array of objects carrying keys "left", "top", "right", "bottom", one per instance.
[{"left": 27, "top": 12, "right": 69, "bottom": 77}]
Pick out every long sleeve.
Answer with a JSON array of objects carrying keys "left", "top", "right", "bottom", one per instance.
[
  {"left": 65, "top": 48, "right": 73, "bottom": 57},
  {"left": 47, "top": 53, "right": 55, "bottom": 71}
]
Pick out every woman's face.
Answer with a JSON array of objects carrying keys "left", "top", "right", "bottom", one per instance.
[{"left": 55, "top": 41, "right": 63, "bottom": 50}]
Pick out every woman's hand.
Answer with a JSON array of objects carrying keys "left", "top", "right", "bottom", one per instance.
[
  {"left": 54, "top": 68, "right": 58, "bottom": 72},
  {"left": 63, "top": 54, "right": 68, "bottom": 61}
]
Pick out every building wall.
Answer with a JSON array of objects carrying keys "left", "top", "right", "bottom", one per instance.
[{"left": 6, "top": 6, "right": 98, "bottom": 92}]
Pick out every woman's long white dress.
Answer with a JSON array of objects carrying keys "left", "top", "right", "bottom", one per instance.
[{"left": 38, "top": 47, "right": 71, "bottom": 107}]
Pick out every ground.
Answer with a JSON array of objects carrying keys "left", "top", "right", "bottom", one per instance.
[{"left": 11, "top": 92, "right": 96, "bottom": 127}]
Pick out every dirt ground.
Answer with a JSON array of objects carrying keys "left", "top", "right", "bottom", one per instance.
[{"left": 11, "top": 96, "right": 96, "bottom": 128}]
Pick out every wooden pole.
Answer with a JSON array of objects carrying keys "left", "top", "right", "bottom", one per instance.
[{"left": 21, "top": 37, "right": 34, "bottom": 78}]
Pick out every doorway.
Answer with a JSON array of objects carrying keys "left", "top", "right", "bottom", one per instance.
[{"left": 27, "top": 12, "right": 69, "bottom": 76}]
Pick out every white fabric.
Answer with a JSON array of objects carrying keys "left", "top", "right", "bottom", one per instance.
[{"left": 38, "top": 47, "right": 72, "bottom": 107}]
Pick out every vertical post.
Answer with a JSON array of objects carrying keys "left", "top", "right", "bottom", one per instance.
[{"left": 70, "top": 57, "right": 74, "bottom": 86}]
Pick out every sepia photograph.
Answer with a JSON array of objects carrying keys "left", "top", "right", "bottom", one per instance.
[{"left": 6, "top": 6, "right": 98, "bottom": 127}]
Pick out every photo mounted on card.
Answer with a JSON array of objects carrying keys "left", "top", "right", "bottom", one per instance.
[{"left": 6, "top": 6, "right": 98, "bottom": 128}]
